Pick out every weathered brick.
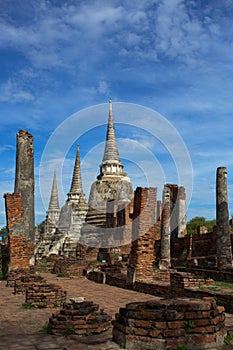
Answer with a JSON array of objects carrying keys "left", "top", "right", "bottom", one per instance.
[
  {"left": 127, "top": 187, "right": 157, "bottom": 283},
  {"left": 134, "top": 320, "right": 151, "bottom": 328},
  {"left": 112, "top": 298, "right": 226, "bottom": 349},
  {"left": 154, "top": 321, "right": 167, "bottom": 329},
  {"left": 49, "top": 299, "right": 111, "bottom": 336},
  {"left": 163, "top": 328, "right": 186, "bottom": 337},
  {"left": 167, "top": 320, "right": 185, "bottom": 329}
]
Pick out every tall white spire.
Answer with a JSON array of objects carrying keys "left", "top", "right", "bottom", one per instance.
[
  {"left": 102, "top": 99, "right": 121, "bottom": 163},
  {"left": 99, "top": 99, "right": 123, "bottom": 177},
  {"left": 47, "top": 170, "right": 60, "bottom": 225},
  {"left": 68, "top": 145, "right": 84, "bottom": 201},
  {"left": 48, "top": 171, "right": 60, "bottom": 211}
]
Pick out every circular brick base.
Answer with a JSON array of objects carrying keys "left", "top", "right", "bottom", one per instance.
[
  {"left": 49, "top": 299, "right": 112, "bottom": 336},
  {"left": 112, "top": 297, "right": 226, "bottom": 350}
]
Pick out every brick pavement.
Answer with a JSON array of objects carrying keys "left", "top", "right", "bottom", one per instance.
[
  {"left": 0, "top": 273, "right": 161, "bottom": 349},
  {"left": 1, "top": 273, "right": 233, "bottom": 349}
]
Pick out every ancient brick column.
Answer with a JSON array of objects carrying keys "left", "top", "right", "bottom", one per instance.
[
  {"left": 160, "top": 185, "right": 171, "bottom": 269},
  {"left": 14, "top": 130, "right": 34, "bottom": 240},
  {"left": 216, "top": 167, "right": 232, "bottom": 268},
  {"left": 127, "top": 187, "right": 156, "bottom": 283},
  {"left": 4, "top": 193, "right": 34, "bottom": 271}
]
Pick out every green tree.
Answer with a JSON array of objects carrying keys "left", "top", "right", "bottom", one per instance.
[
  {"left": 205, "top": 219, "right": 216, "bottom": 232},
  {"left": 187, "top": 217, "right": 216, "bottom": 235},
  {"left": 0, "top": 226, "right": 8, "bottom": 243}
]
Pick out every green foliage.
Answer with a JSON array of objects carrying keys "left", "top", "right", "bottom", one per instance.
[
  {"left": 56, "top": 271, "right": 70, "bottom": 278},
  {"left": 184, "top": 320, "right": 196, "bottom": 333},
  {"left": 205, "top": 219, "right": 216, "bottom": 232},
  {"left": 0, "top": 226, "right": 8, "bottom": 242},
  {"left": 40, "top": 321, "right": 51, "bottom": 334},
  {"left": 88, "top": 259, "right": 101, "bottom": 264},
  {"left": 21, "top": 302, "right": 35, "bottom": 310},
  {"left": 120, "top": 342, "right": 126, "bottom": 349},
  {"left": 176, "top": 346, "right": 189, "bottom": 350},
  {"left": 35, "top": 222, "right": 45, "bottom": 235},
  {"left": 224, "top": 331, "right": 233, "bottom": 345},
  {"left": 60, "top": 299, "right": 66, "bottom": 306},
  {"left": 54, "top": 298, "right": 66, "bottom": 308},
  {"left": 215, "top": 281, "right": 233, "bottom": 289},
  {"left": 186, "top": 217, "right": 216, "bottom": 235},
  {"left": 39, "top": 263, "right": 47, "bottom": 268},
  {"left": 64, "top": 325, "right": 75, "bottom": 335}
]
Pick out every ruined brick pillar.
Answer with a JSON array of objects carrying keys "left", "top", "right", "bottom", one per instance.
[
  {"left": 14, "top": 130, "right": 34, "bottom": 240},
  {"left": 160, "top": 185, "right": 171, "bottom": 269},
  {"left": 216, "top": 167, "right": 232, "bottom": 268},
  {"left": 127, "top": 187, "right": 156, "bottom": 283},
  {"left": 4, "top": 193, "right": 34, "bottom": 271}
]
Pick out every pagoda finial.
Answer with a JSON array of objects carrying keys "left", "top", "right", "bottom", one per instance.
[
  {"left": 101, "top": 99, "right": 121, "bottom": 164},
  {"left": 68, "top": 145, "right": 83, "bottom": 196},
  {"left": 48, "top": 171, "right": 60, "bottom": 211},
  {"left": 109, "top": 98, "right": 112, "bottom": 113}
]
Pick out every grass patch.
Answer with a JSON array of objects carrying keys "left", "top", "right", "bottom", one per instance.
[
  {"left": 54, "top": 299, "right": 66, "bottom": 308},
  {"left": 201, "top": 286, "right": 218, "bottom": 291},
  {"left": 56, "top": 272, "right": 70, "bottom": 278},
  {"left": 88, "top": 259, "right": 101, "bottom": 264},
  {"left": 215, "top": 281, "right": 233, "bottom": 289},
  {"left": 224, "top": 331, "right": 233, "bottom": 345},
  {"left": 39, "top": 263, "right": 47, "bottom": 268},
  {"left": 21, "top": 302, "right": 36, "bottom": 310}
]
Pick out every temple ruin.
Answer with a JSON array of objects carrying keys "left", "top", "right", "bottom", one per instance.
[{"left": 2, "top": 100, "right": 233, "bottom": 350}]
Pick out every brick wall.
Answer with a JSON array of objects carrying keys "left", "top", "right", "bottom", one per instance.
[
  {"left": 4, "top": 193, "right": 24, "bottom": 233},
  {"left": 51, "top": 256, "right": 85, "bottom": 276},
  {"left": 153, "top": 231, "right": 218, "bottom": 268},
  {"left": 8, "top": 234, "right": 34, "bottom": 271},
  {"left": 106, "top": 199, "right": 133, "bottom": 247},
  {"left": 4, "top": 193, "right": 34, "bottom": 272},
  {"left": 112, "top": 297, "right": 226, "bottom": 350},
  {"left": 127, "top": 187, "right": 157, "bottom": 283}
]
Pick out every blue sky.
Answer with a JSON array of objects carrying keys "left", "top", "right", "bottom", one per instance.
[{"left": 1, "top": 0, "right": 233, "bottom": 227}]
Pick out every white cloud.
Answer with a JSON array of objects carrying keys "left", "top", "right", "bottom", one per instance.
[
  {"left": 97, "top": 81, "right": 110, "bottom": 95},
  {"left": 0, "top": 0, "right": 220, "bottom": 71},
  {"left": 0, "top": 79, "right": 35, "bottom": 102},
  {"left": 0, "top": 144, "right": 15, "bottom": 153},
  {"left": 81, "top": 80, "right": 111, "bottom": 99},
  {"left": 155, "top": 0, "right": 209, "bottom": 63}
]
